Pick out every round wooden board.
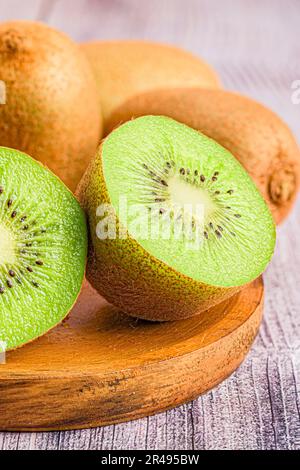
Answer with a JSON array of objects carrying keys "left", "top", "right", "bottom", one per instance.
[{"left": 0, "top": 278, "right": 264, "bottom": 431}]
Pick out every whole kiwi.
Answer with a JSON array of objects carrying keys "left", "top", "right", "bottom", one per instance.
[
  {"left": 0, "top": 20, "right": 102, "bottom": 192},
  {"left": 106, "top": 88, "right": 300, "bottom": 224},
  {"left": 81, "top": 40, "right": 221, "bottom": 133}
]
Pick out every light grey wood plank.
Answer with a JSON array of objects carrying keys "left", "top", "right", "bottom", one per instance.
[{"left": 145, "top": 412, "right": 168, "bottom": 450}]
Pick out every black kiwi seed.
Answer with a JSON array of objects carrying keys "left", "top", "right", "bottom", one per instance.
[
  {"left": 215, "top": 230, "right": 222, "bottom": 238},
  {"left": 7, "top": 280, "right": 13, "bottom": 288},
  {"left": 226, "top": 206, "right": 231, "bottom": 210},
  {"left": 161, "top": 180, "right": 168, "bottom": 187},
  {"left": 204, "top": 231, "right": 209, "bottom": 239},
  {"left": 180, "top": 168, "right": 185, "bottom": 175},
  {"left": 227, "top": 190, "right": 234, "bottom": 195},
  {"left": 217, "top": 225, "right": 223, "bottom": 232},
  {"left": 214, "top": 190, "right": 220, "bottom": 195},
  {"left": 0, "top": 287, "right": 5, "bottom": 294},
  {"left": 36, "top": 260, "right": 43, "bottom": 266},
  {"left": 212, "top": 176, "right": 217, "bottom": 182},
  {"left": 0, "top": 186, "right": 4, "bottom": 194},
  {"left": 200, "top": 175, "right": 205, "bottom": 182},
  {"left": 234, "top": 214, "right": 241, "bottom": 218},
  {"left": 32, "top": 281, "right": 39, "bottom": 288},
  {"left": 20, "top": 216, "right": 27, "bottom": 222},
  {"left": 27, "top": 266, "right": 33, "bottom": 273},
  {"left": 142, "top": 163, "right": 148, "bottom": 169},
  {"left": 166, "top": 162, "right": 171, "bottom": 169},
  {"left": 214, "top": 171, "right": 219, "bottom": 176},
  {"left": 7, "top": 199, "right": 13, "bottom": 207},
  {"left": 194, "top": 170, "right": 198, "bottom": 176},
  {"left": 8, "top": 270, "right": 15, "bottom": 277},
  {"left": 155, "top": 198, "right": 165, "bottom": 203},
  {"left": 209, "top": 222, "right": 214, "bottom": 229},
  {"left": 159, "top": 208, "right": 165, "bottom": 214},
  {"left": 11, "top": 211, "right": 17, "bottom": 218}
]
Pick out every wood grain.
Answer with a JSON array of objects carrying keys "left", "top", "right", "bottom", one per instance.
[
  {"left": 0, "top": 0, "right": 300, "bottom": 450},
  {"left": 0, "top": 279, "right": 263, "bottom": 431}
]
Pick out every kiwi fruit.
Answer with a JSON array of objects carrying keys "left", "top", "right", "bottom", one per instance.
[
  {"left": 0, "top": 147, "right": 87, "bottom": 350},
  {"left": 106, "top": 88, "right": 300, "bottom": 224},
  {"left": 0, "top": 20, "right": 102, "bottom": 192},
  {"left": 81, "top": 40, "right": 220, "bottom": 133},
  {"left": 78, "top": 116, "right": 275, "bottom": 322}
]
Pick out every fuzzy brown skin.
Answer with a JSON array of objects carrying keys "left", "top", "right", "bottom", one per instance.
[
  {"left": 0, "top": 21, "right": 102, "bottom": 192},
  {"left": 81, "top": 40, "right": 221, "bottom": 134},
  {"left": 106, "top": 88, "right": 300, "bottom": 224},
  {"left": 77, "top": 143, "right": 240, "bottom": 322}
]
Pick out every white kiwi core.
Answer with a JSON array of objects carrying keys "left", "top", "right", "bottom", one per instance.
[
  {"left": 0, "top": 224, "right": 16, "bottom": 266},
  {"left": 168, "top": 175, "right": 216, "bottom": 223}
]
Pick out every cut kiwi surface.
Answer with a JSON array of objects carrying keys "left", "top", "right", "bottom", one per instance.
[
  {"left": 79, "top": 116, "right": 276, "bottom": 321},
  {"left": 0, "top": 147, "right": 87, "bottom": 350},
  {"left": 0, "top": 20, "right": 102, "bottom": 192}
]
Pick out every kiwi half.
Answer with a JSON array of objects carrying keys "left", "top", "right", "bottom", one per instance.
[
  {"left": 106, "top": 88, "right": 300, "bottom": 224},
  {"left": 0, "top": 147, "right": 87, "bottom": 350},
  {"left": 78, "top": 116, "right": 276, "bottom": 321}
]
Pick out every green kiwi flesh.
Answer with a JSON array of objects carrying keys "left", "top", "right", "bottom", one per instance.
[
  {"left": 0, "top": 147, "right": 87, "bottom": 350},
  {"left": 80, "top": 116, "right": 276, "bottom": 321}
]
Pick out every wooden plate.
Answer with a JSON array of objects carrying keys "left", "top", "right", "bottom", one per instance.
[{"left": 0, "top": 278, "right": 264, "bottom": 431}]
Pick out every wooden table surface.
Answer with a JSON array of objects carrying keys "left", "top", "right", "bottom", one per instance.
[{"left": 0, "top": 0, "right": 300, "bottom": 450}]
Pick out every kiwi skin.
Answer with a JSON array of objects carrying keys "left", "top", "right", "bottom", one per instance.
[
  {"left": 0, "top": 20, "right": 102, "bottom": 192},
  {"left": 81, "top": 40, "right": 221, "bottom": 133},
  {"left": 77, "top": 143, "right": 241, "bottom": 322},
  {"left": 106, "top": 88, "right": 300, "bottom": 224}
]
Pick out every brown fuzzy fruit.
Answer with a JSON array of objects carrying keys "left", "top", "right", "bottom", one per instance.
[
  {"left": 81, "top": 40, "right": 221, "bottom": 133},
  {"left": 107, "top": 88, "right": 300, "bottom": 224},
  {"left": 0, "top": 20, "right": 102, "bottom": 191}
]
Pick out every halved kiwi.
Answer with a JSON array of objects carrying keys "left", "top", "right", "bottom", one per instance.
[
  {"left": 106, "top": 88, "right": 300, "bottom": 224},
  {"left": 0, "top": 147, "right": 87, "bottom": 350},
  {"left": 78, "top": 116, "right": 276, "bottom": 321}
]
